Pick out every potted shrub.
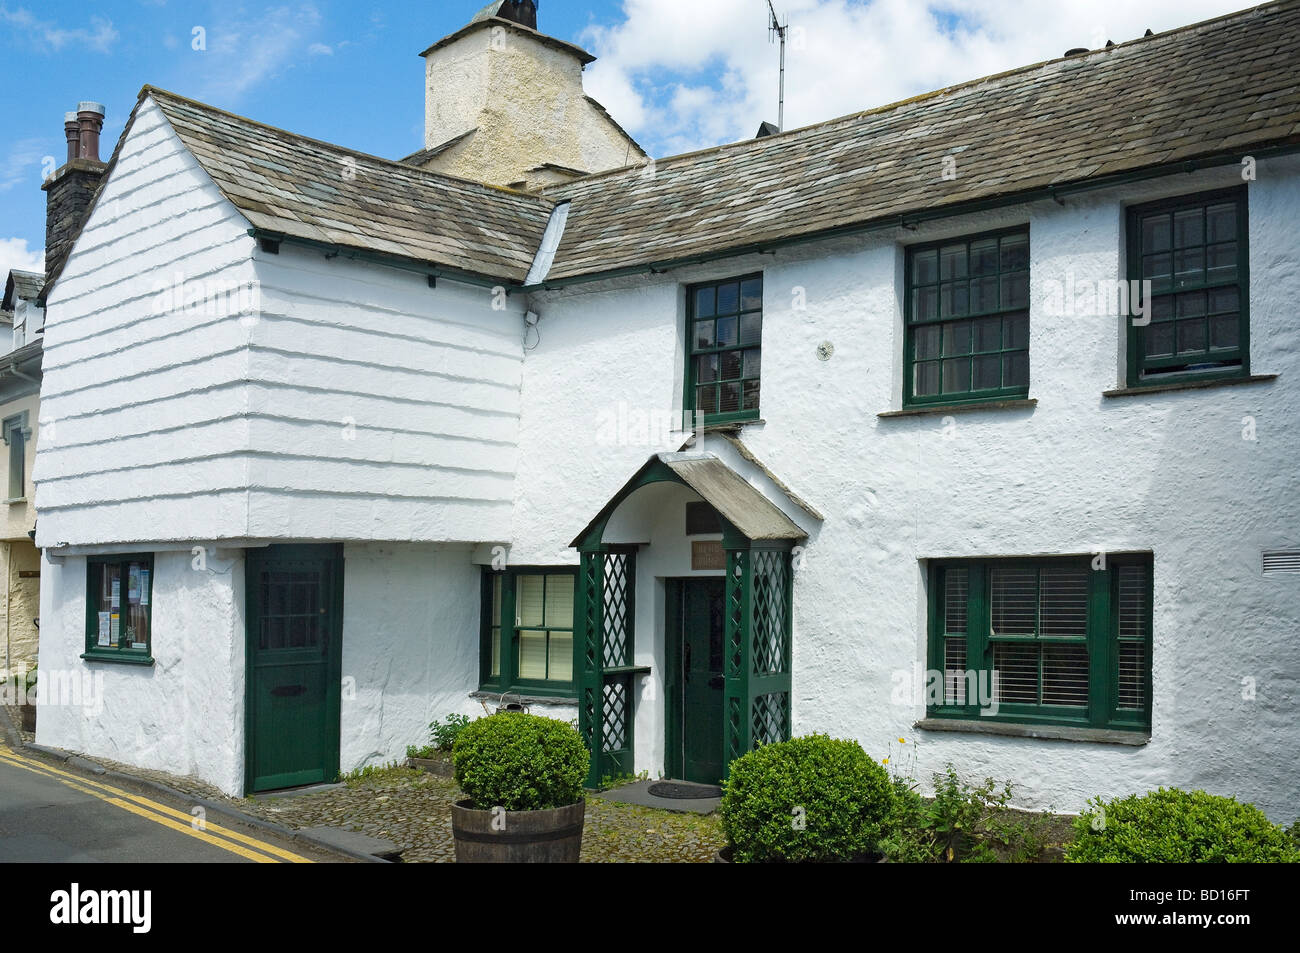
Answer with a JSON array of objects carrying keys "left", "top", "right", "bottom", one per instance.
[
  {"left": 451, "top": 712, "right": 589, "bottom": 863},
  {"left": 1066, "top": 788, "right": 1300, "bottom": 863},
  {"left": 717, "top": 734, "right": 895, "bottom": 862}
]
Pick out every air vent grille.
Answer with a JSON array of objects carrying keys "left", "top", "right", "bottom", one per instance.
[{"left": 1262, "top": 551, "right": 1300, "bottom": 574}]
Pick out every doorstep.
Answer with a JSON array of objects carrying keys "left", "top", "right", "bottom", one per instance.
[{"left": 598, "top": 778, "right": 721, "bottom": 815}]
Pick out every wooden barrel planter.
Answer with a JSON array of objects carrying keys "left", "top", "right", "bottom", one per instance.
[{"left": 451, "top": 799, "right": 585, "bottom": 863}]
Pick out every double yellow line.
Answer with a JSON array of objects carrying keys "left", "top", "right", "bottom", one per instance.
[{"left": 0, "top": 744, "right": 313, "bottom": 863}]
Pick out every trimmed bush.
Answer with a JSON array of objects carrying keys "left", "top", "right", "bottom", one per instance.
[
  {"left": 1066, "top": 788, "right": 1300, "bottom": 863},
  {"left": 452, "top": 713, "right": 588, "bottom": 812},
  {"left": 719, "top": 734, "right": 894, "bottom": 862}
]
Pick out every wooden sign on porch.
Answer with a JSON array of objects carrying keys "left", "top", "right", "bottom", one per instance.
[{"left": 691, "top": 540, "right": 725, "bottom": 571}]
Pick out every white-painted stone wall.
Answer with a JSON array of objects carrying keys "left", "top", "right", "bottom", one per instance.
[
  {"left": 421, "top": 23, "right": 640, "bottom": 187},
  {"left": 515, "top": 157, "right": 1300, "bottom": 820}
]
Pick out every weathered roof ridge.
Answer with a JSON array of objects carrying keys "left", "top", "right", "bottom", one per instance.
[
  {"left": 546, "top": 0, "right": 1287, "bottom": 192},
  {"left": 141, "top": 86, "right": 547, "bottom": 204}
]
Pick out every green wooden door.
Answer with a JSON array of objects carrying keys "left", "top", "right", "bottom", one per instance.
[
  {"left": 244, "top": 545, "right": 343, "bottom": 793},
  {"left": 669, "top": 578, "right": 725, "bottom": 784}
]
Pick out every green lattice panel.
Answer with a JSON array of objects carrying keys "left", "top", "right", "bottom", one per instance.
[{"left": 752, "top": 549, "right": 790, "bottom": 676}]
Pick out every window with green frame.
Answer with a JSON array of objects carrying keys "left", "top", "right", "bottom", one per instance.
[
  {"left": 926, "top": 555, "right": 1151, "bottom": 731},
  {"left": 1126, "top": 186, "right": 1249, "bottom": 386},
  {"left": 685, "top": 274, "right": 762, "bottom": 424},
  {"left": 905, "top": 228, "right": 1030, "bottom": 405},
  {"left": 84, "top": 554, "right": 154, "bottom": 664},
  {"left": 480, "top": 568, "right": 576, "bottom": 696}
]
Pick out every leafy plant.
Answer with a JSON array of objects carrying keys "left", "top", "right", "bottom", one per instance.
[
  {"left": 453, "top": 712, "right": 588, "bottom": 812},
  {"left": 719, "top": 734, "right": 894, "bottom": 863},
  {"left": 881, "top": 764, "right": 1043, "bottom": 863},
  {"left": 1065, "top": 788, "right": 1300, "bottom": 863},
  {"left": 405, "top": 744, "right": 436, "bottom": 760},
  {"left": 429, "top": 713, "right": 471, "bottom": 752},
  {"left": 596, "top": 770, "right": 648, "bottom": 791}
]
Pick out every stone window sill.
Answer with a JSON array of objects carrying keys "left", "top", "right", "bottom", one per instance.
[
  {"left": 878, "top": 398, "right": 1037, "bottom": 419},
  {"left": 470, "top": 690, "right": 578, "bottom": 707},
  {"left": 80, "top": 652, "right": 155, "bottom": 667},
  {"left": 1103, "top": 373, "right": 1277, "bottom": 398},
  {"left": 914, "top": 717, "right": 1149, "bottom": 745}
]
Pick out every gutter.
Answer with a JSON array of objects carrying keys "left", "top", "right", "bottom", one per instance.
[
  {"left": 246, "top": 229, "right": 523, "bottom": 292},
  {"left": 524, "top": 144, "right": 1300, "bottom": 292},
  {"left": 8, "top": 362, "right": 39, "bottom": 385}
]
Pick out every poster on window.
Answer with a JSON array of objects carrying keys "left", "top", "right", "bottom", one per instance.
[
  {"left": 128, "top": 566, "right": 141, "bottom": 605},
  {"left": 140, "top": 570, "right": 150, "bottom": 606},
  {"left": 97, "top": 612, "right": 111, "bottom": 647},
  {"left": 110, "top": 612, "right": 120, "bottom": 643},
  {"left": 111, "top": 577, "right": 120, "bottom": 609}
]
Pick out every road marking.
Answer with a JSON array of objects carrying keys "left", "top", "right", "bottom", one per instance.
[{"left": 0, "top": 746, "right": 313, "bottom": 863}]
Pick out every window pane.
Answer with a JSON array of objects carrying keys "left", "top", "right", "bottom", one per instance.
[
  {"left": 1206, "top": 243, "right": 1236, "bottom": 283},
  {"left": 970, "top": 276, "right": 998, "bottom": 313},
  {"left": 915, "top": 324, "right": 940, "bottom": 360},
  {"left": 940, "top": 282, "right": 969, "bottom": 317},
  {"left": 1209, "top": 315, "right": 1239, "bottom": 350},
  {"left": 1145, "top": 323, "right": 1174, "bottom": 357},
  {"left": 941, "top": 358, "right": 969, "bottom": 394},
  {"left": 912, "top": 249, "right": 938, "bottom": 284},
  {"left": 720, "top": 349, "right": 742, "bottom": 380},
  {"left": 697, "top": 353, "right": 717, "bottom": 383},
  {"left": 715, "top": 316, "right": 737, "bottom": 347},
  {"left": 547, "top": 631, "right": 573, "bottom": 682},
  {"left": 974, "top": 316, "right": 1001, "bottom": 352},
  {"left": 1177, "top": 320, "right": 1206, "bottom": 354},
  {"left": 518, "top": 630, "right": 547, "bottom": 678},
  {"left": 490, "top": 626, "right": 500, "bottom": 677},
  {"left": 940, "top": 244, "right": 967, "bottom": 280},
  {"left": 973, "top": 355, "right": 1001, "bottom": 390},
  {"left": 914, "top": 361, "right": 940, "bottom": 396},
  {"left": 694, "top": 286, "right": 715, "bottom": 317},
  {"left": 1002, "top": 351, "right": 1029, "bottom": 388},
  {"left": 942, "top": 321, "right": 971, "bottom": 355},
  {"left": 1142, "top": 214, "right": 1171, "bottom": 253},
  {"left": 943, "top": 569, "right": 968, "bottom": 634},
  {"left": 993, "top": 642, "right": 1038, "bottom": 703},
  {"left": 694, "top": 320, "right": 715, "bottom": 348},
  {"left": 991, "top": 567, "right": 1036, "bottom": 635},
  {"left": 913, "top": 287, "right": 938, "bottom": 321},
  {"left": 517, "top": 575, "right": 544, "bottom": 626},
  {"left": 1205, "top": 203, "right": 1236, "bottom": 243},
  {"left": 944, "top": 638, "right": 967, "bottom": 704},
  {"left": 1000, "top": 271, "right": 1028, "bottom": 310},
  {"left": 1000, "top": 233, "right": 1029, "bottom": 271},
  {"left": 716, "top": 282, "right": 739, "bottom": 315},
  {"left": 1172, "top": 247, "right": 1204, "bottom": 286},
  {"left": 544, "top": 575, "right": 574, "bottom": 628},
  {"left": 1172, "top": 208, "right": 1203, "bottom": 248},
  {"left": 1040, "top": 568, "right": 1088, "bottom": 637},
  {"left": 740, "top": 277, "right": 762, "bottom": 311},
  {"left": 697, "top": 386, "right": 717, "bottom": 414},
  {"left": 970, "top": 238, "right": 999, "bottom": 275},
  {"left": 739, "top": 313, "right": 761, "bottom": 346},
  {"left": 742, "top": 379, "right": 760, "bottom": 411},
  {"left": 1041, "top": 643, "right": 1088, "bottom": 707},
  {"left": 719, "top": 382, "right": 741, "bottom": 413},
  {"left": 742, "top": 348, "right": 760, "bottom": 379},
  {"left": 1118, "top": 643, "right": 1146, "bottom": 710},
  {"left": 1003, "top": 314, "right": 1029, "bottom": 350}
]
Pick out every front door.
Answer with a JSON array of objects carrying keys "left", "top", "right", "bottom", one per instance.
[
  {"left": 244, "top": 544, "right": 344, "bottom": 793},
  {"left": 667, "top": 577, "right": 725, "bottom": 783}
]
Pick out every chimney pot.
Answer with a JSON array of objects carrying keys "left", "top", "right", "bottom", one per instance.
[
  {"left": 76, "top": 101, "right": 106, "bottom": 161},
  {"left": 64, "top": 112, "right": 81, "bottom": 163}
]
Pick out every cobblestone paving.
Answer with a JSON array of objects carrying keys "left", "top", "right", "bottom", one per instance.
[{"left": 15, "top": 749, "right": 724, "bottom": 863}]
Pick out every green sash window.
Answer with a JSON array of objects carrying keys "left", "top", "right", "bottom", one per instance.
[
  {"left": 481, "top": 567, "right": 577, "bottom": 697},
  {"left": 83, "top": 554, "right": 155, "bottom": 665},
  {"left": 685, "top": 274, "right": 762, "bottom": 425}
]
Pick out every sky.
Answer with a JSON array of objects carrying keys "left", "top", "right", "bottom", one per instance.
[{"left": 0, "top": 0, "right": 1259, "bottom": 280}]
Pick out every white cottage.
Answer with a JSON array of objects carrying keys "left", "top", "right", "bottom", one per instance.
[{"left": 31, "top": 0, "right": 1300, "bottom": 818}]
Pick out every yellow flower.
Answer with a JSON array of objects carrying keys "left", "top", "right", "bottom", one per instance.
[
  {"left": 882, "top": 757, "right": 889, "bottom": 764},
  {"left": 898, "top": 737, "right": 906, "bottom": 744}
]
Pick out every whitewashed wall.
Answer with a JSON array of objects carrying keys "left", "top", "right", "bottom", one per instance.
[
  {"left": 517, "top": 157, "right": 1300, "bottom": 820},
  {"left": 34, "top": 549, "right": 247, "bottom": 794}
]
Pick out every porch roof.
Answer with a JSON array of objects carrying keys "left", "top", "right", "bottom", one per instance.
[{"left": 570, "top": 452, "right": 806, "bottom": 548}]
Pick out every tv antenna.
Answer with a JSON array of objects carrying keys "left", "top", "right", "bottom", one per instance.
[{"left": 766, "top": 0, "right": 788, "bottom": 132}]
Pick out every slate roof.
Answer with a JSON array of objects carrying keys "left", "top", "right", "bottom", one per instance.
[
  {"left": 3, "top": 270, "right": 45, "bottom": 308},
  {"left": 147, "top": 89, "right": 554, "bottom": 282},
  {"left": 540, "top": 0, "right": 1300, "bottom": 282}
]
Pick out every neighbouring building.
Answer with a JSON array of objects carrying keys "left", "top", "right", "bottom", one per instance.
[
  {"left": 31, "top": 1, "right": 1300, "bottom": 819},
  {"left": 0, "top": 270, "right": 43, "bottom": 679}
]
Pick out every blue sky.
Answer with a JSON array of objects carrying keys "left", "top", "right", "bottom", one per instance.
[{"left": 0, "top": 0, "right": 1256, "bottom": 271}]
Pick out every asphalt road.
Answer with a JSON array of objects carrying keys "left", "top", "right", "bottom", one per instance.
[{"left": 0, "top": 744, "right": 320, "bottom": 863}]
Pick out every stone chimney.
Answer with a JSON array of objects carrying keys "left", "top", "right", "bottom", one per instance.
[
  {"left": 412, "top": 2, "right": 644, "bottom": 189},
  {"left": 42, "top": 101, "right": 109, "bottom": 288}
]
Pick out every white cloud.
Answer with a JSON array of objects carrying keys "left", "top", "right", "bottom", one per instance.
[
  {"left": 307, "top": 42, "right": 333, "bottom": 55},
  {"left": 0, "top": 137, "right": 51, "bottom": 194},
  {"left": 582, "top": 0, "right": 1259, "bottom": 157},
  {"left": 0, "top": 238, "right": 44, "bottom": 283},
  {"left": 191, "top": 5, "right": 325, "bottom": 104},
  {"left": 0, "top": 5, "right": 118, "bottom": 53}
]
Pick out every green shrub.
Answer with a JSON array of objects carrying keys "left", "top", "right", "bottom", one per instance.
[
  {"left": 430, "top": 713, "right": 471, "bottom": 752},
  {"left": 1065, "top": 788, "right": 1300, "bottom": 863},
  {"left": 452, "top": 712, "right": 588, "bottom": 812},
  {"left": 719, "top": 734, "right": 894, "bottom": 862},
  {"left": 881, "top": 764, "right": 1043, "bottom": 863}
]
